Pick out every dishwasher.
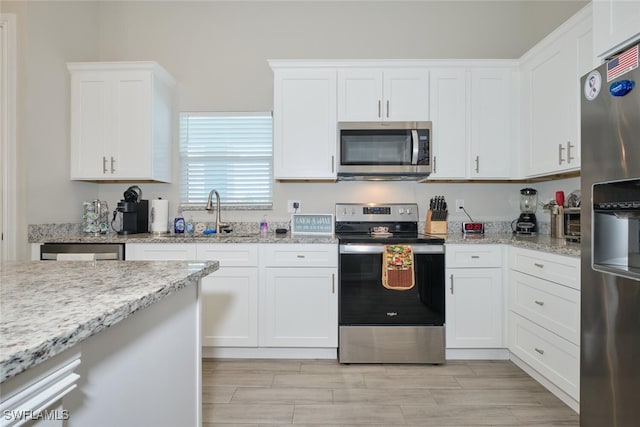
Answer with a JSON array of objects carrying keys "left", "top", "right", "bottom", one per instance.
[{"left": 40, "top": 243, "right": 125, "bottom": 261}]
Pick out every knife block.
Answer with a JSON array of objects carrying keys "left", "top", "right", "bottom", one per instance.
[{"left": 425, "top": 210, "right": 448, "bottom": 234}]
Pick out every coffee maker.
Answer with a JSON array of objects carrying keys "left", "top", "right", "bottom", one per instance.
[
  {"left": 514, "top": 188, "right": 538, "bottom": 234},
  {"left": 114, "top": 186, "right": 149, "bottom": 235}
]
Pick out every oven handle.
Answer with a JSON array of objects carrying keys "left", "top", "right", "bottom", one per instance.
[{"left": 340, "top": 244, "right": 444, "bottom": 254}]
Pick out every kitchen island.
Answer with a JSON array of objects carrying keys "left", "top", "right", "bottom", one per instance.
[{"left": 0, "top": 260, "right": 218, "bottom": 426}]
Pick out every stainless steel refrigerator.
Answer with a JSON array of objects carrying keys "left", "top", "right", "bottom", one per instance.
[{"left": 580, "top": 42, "right": 640, "bottom": 426}]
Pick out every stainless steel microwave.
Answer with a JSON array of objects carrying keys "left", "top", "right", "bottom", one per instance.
[{"left": 337, "top": 121, "right": 432, "bottom": 180}]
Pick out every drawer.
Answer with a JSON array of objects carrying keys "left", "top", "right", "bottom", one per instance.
[
  {"left": 510, "top": 271, "right": 580, "bottom": 345},
  {"left": 510, "top": 247, "right": 580, "bottom": 290},
  {"left": 445, "top": 244, "right": 503, "bottom": 268},
  {"left": 196, "top": 244, "right": 258, "bottom": 267},
  {"left": 262, "top": 244, "right": 338, "bottom": 267},
  {"left": 125, "top": 243, "right": 196, "bottom": 260},
  {"left": 509, "top": 312, "right": 579, "bottom": 400}
]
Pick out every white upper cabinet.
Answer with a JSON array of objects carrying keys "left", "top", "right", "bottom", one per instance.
[
  {"left": 337, "top": 68, "right": 429, "bottom": 121},
  {"left": 469, "top": 68, "right": 515, "bottom": 179},
  {"left": 67, "top": 62, "right": 175, "bottom": 182},
  {"left": 428, "top": 65, "right": 516, "bottom": 180},
  {"left": 593, "top": 0, "right": 640, "bottom": 59},
  {"left": 520, "top": 6, "right": 593, "bottom": 177},
  {"left": 271, "top": 65, "right": 337, "bottom": 180},
  {"left": 428, "top": 68, "right": 467, "bottom": 178}
]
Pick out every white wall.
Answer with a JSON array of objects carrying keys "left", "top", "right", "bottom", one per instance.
[{"left": 5, "top": 1, "right": 588, "bottom": 257}]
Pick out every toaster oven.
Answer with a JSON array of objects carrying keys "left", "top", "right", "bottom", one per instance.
[{"left": 563, "top": 207, "right": 581, "bottom": 242}]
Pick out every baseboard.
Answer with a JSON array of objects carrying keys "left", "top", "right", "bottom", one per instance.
[
  {"left": 446, "top": 348, "right": 510, "bottom": 360},
  {"left": 202, "top": 347, "right": 338, "bottom": 359}
]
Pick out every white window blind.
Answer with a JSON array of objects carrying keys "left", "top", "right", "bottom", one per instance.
[{"left": 179, "top": 112, "right": 273, "bottom": 208}]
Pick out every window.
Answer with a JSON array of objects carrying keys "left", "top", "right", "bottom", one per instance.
[{"left": 179, "top": 112, "right": 273, "bottom": 208}]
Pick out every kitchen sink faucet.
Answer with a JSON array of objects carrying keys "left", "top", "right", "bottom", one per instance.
[{"left": 205, "top": 189, "right": 229, "bottom": 233}]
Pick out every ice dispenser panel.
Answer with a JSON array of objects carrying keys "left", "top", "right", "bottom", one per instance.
[{"left": 593, "top": 179, "right": 640, "bottom": 280}]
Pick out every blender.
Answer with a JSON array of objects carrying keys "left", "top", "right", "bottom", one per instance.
[{"left": 514, "top": 188, "right": 538, "bottom": 234}]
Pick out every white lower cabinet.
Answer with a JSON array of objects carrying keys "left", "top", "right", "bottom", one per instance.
[
  {"left": 260, "top": 244, "right": 338, "bottom": 348},
  {"left": 197, "top": 244, "right": 259, "bottom": 347},
  {"left": 508, "top": 247, "right": 581, "bottom": 410},
  {"left": 125, "top": 242, "right": 338, "bottom": 353},
  {"left": 445, "top": 245, "right": 505, "bottom": 349}
]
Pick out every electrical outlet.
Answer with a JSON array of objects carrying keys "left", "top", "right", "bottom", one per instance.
[
  {"left": 287, "top": 200, "right": 301, "bottom": 213},
  {"left": 456, "top": 199, "right": 465, "bottom": 211}
]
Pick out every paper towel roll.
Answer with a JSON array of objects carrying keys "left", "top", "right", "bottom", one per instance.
[{"left": 150, "top": 199, "right": 169, "bottom": 233}]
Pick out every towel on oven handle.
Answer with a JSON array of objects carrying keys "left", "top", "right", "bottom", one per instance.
[{"left": 382, "top": 245, "right": 415, "bottom": 290}]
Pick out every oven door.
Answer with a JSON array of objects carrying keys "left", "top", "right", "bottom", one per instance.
[{"left": 339, "top": 243, "right": 445, "bottom": 326}]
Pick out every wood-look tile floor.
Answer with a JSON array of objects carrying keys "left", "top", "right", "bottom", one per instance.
[{"left": 202, "top": 358, "right": 579, "bottom": 426}]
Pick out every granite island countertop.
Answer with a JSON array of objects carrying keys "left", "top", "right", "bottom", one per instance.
[{"left": 0, "top": 260, "right": 218, "bottom": 383}]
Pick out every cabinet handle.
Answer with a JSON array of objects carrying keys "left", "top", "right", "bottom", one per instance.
[
  {"left": 450, "top": 274, "right": 454, "bottom": 294},
  {"left": 534, "top": 263, "right": 544, "bottom": 268},
  {"left": 471, "top": 255, "right": 480, "bottom": 259},
  {"left": 386, "top": 100, "right": 390, "bottom": 118},
  {"left": 558, "top": 143, "right": 565, "bottom": 165},
  {"left": 102, "top": 156, "right": 108, "bottom": 174},
  {"left": 534, "top": 300, "right": 545, "bottom": 306},
  {"left": 567, "top": 141, "right": 575, "bottom": 164},
  {"left": 475, "top": 155, "right": 480, "bottom": 173},
  {"left": 110, "top": 156, "right": 115, "bottom": 174},
  {"left": 433, "top": 156, "right": 437, "bottom": 174},
  {"left": 378, "top": 100, "right": 381, "bottom": 118},
  {"left": 331, "top": 155, "right": 335, "bottom": 173},
  {"left": 332, "top": 273, "right": 335, "bottom": 294},
  {"left": 534, "top": 348, "right": 545, "bottom": 355},
  {"left": 297, "top": 255, "right": 305, "bottom": 258}
]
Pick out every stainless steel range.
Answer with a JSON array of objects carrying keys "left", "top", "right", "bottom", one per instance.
[{"left": 335, "top": 203, "right": 446, "bottom": 364}]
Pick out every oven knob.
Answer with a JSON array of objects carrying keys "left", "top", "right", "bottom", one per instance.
[
  {"left": 406, "top": 207, "right": 413, "bottom": 215},
  {"left": 398, "top": 208, "right": 405, "bottom": 214},
  {"left": 342, "top": 208, "right": 347, "bottom": 215}
]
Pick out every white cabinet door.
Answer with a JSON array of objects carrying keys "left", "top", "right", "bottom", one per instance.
[
  {"left": 469, "top": 68, "right": 513, "bottom": 179},
  {"left": 125, "top": 243, "right": 196, "bottom": 260},
  {"left": 522, "top": 9, "right": 592, "bottom": 177},
  {"left": 201, "top": 268, "right": 258, "bottom": 347},
  {"left": 383, "top": 69, "right": 430, "bottom": 121},
  {"left": 337, "top": 68, "right": 429, "bottom": 122},
  {"left": 273, "top": 68, "right": 337, "bottom": 179},
  {"left": 68, "top": 62, "right": 174, "bottom": 182},
  {"left": 337, "top": 69, "right": 383, "bottom": 121},
  {"left": 445, "top": 268, "right": 504, "bottom": 348},
  {"left": 593, "top": 0, "right": 640, "bottom": 59},
  {"left": 428, "top": 68, "right": 467, "bottom": 179},
  {"left": 262, "top": 267, "right": 337, "bottom": 347}
]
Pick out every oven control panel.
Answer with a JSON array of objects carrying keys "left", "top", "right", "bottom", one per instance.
[{"left": 336, "top": 203, "right": 419, "bottom": 222}]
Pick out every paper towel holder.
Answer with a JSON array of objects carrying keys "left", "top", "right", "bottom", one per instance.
[{"left": 150, "top": 197, "right": 170, "bottom": 235}]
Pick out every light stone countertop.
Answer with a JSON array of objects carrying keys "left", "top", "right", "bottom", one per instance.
[
  {"left": 28, "top": 224, "right": 578, "bottom": 256},
  {"left": 444, "top": 233, "right": 580, "bottom": 257},
  {"left": 0, "top": 260, "right": 218, "bottom": 383}
]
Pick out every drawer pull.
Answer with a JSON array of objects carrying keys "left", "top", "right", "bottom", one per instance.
[
  {"left": 471, "top": 255, "right": 480, "bottom": 259},
  {"left": 534, "top": 300, "right": 545, "bottom": 306},
  {"left": 534, "top": 263, "right": 544, "bottom": 268},
  {"left": 534, "top": 348, "right": 545, "bottom": 355},
  {"left": 297, "top": 255, "right": 306, "bottom": 258}
]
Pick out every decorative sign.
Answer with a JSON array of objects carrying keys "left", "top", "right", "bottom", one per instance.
[{"left": 291, "top": 214, "right": 334, "bottom": 235}]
